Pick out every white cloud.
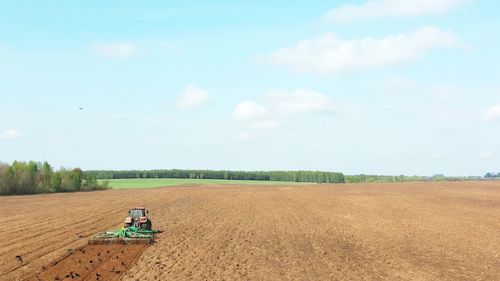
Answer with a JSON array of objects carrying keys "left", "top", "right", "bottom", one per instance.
[
  {"left": 92, "top": 42, "right": 137, "bottom": 58},
  {"left": 385, "top": 76, "right": 460, "bottom": 98},
  {"left": 0, "top": 129, "right": 23, "bottom": 140},
  {"left": 483, "top": 104, "right": 500, "bottom": 121},
  {"left": 176, "top": 83, "right": 210, "bottom": 109},
  {"left": 233, "top": 101, "right": 281, "bottom": 129},
  {"left": 479, "top": 151, "right": 494, "bottom": 159},
  {"left": 323, "top": 0, "right": 472, "bottom": 23},
  {"left": 233, "top": 89, "right": 335, "bottom": 130},
  {"left": 233, "top": 101, "right": 268, "bottom": 121},
  {"left": 264, "top": 26, "right": 457, "bottom": 74},
  {"left": 267, "top": 89, "right": 335, "bottom": 114}
]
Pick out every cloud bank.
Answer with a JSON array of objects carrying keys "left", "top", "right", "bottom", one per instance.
[
  {"left": 323, "top": 0, "right": 472, "bottom": 23},
  {"left": 263, "top": 26, "right": 457, "bottom": 74}
]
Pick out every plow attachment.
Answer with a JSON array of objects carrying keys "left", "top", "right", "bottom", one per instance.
[{"left": 89, "top": 226, "right": 162, "bottom": 245}]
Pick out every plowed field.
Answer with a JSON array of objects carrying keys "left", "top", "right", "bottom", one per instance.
[{"left": 1, "top": 181, "right": 499, "bottom": 280}]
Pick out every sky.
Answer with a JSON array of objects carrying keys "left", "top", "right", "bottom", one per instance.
[{"left": 1, "top": 0, "right": 499, "bottom": 176}]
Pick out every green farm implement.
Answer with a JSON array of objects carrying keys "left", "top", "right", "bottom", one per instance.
[{"left": 89, "top": 226, "right": 161, "bottom": 245}]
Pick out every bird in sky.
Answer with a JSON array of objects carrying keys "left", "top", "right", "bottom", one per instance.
[{"left": 79, "top": 107, "right": 83, "bottom": 110}]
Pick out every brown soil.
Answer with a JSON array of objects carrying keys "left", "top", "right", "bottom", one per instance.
[
  {"left": 24, "top": 244, "right": 147, "bottom": 281},
  {"left": 1, "top": 181, "right": 499, "bottom": 281}
]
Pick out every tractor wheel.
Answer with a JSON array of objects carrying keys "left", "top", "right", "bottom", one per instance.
[{"left": 144, "top": 220, "right": 152, "bottom": 231}]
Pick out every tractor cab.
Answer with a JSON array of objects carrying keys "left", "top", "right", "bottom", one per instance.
[
  {"left": 129, "top": 207, "right": 147, "bottom": 218},
  {"left": 124, "top": 207, "right": 152, "bottom": 230}
]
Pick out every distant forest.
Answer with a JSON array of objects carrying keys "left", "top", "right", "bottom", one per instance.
[
  {"left": 0, "top": 161, "right": 107, "bottom": 195},
  {"left": 484, "top": 172, "right": 500, "bottom": 179},
  {"left": 85, "top": 169, "right": 346, "bottom": 184},
  {"left": 86, "top": 169, "right": 478, "bottom": 184}
]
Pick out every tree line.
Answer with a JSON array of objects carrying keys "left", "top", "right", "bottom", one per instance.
[
  {"left": 484, "top": 172, "right": 500, "bottom": 179},
  {"left": 345, "top": 174, "right": 426, "bottom": 183},
  {"left": 84, "top": 169, "right": 346, "bottom": 183},
  {"left": 345, "top": 174, "right": 476, "bottom": 183},
  {"left": 0, "top": 161, "right": 107, "bottom": 195}
]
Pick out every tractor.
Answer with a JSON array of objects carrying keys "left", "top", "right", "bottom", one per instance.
[
  {"left": 89, "top": 207, "right": 160, "bottom": 245},
  {"left": 124, "top": 207, "right": 152, "bottom": 231}
]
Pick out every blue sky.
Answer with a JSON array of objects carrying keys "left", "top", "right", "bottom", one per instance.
[{"left": 1, "top": 0, "right": 499, "bottom": 176}]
